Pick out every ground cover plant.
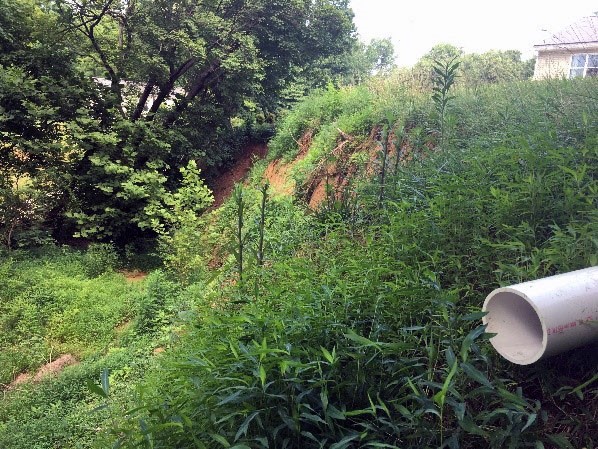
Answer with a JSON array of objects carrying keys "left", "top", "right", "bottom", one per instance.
[
  {"left": 0, "top": 248, "right": 190, "bottom": 448},
  {"left": 0, "top": 246, "right": 135, "bottom": 383},
  {"left": 85, "top": 76, "right": 597, "bottom": 449},
  {"left": 0, "top": 74, "right": 596, "bottom": 449}
]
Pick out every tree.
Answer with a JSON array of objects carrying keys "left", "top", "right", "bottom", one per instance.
[
  {"left": 460, "top": 50, "right": 535, "bottom": 87},
  {"left": 410, "top": 43, "right": 463, "bottom": 89},
  {"left": 341, "top": 38, "right": 396, "bottom": 85},
  {"left": 420, "top": 43, "right": 464, "bottom": 65},
  {"left": 0, "top": 0, "right": 93, "bottom": 244},
  {"left": 54, "top": 0, "right": 357, "bottom": 242},
  {"left": 58, "top": 0, "right": 355, "bottom": 123},
  {"left": 410, "top": 44, "right": 535, "bottom": 90},
  {"left": 1, "top": 0, "right": 357, "bottom": 244}
]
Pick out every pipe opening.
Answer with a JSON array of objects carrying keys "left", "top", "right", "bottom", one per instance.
[{"left": 484, "top": 291, "right": 544, "bottom": 364}]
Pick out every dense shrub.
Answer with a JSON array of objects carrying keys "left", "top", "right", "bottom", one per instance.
[
  {"left": 134, "top": 270, "right": 180, "bottom": 335},
  {"left": 82, "top": 243, "right": 120, "bottom": 277},
  {"left": 0, "top": 248, "right": 143, "bottom": 385},
  {"left": 102, "top": 78, "right": 597, "bottom": 449}
]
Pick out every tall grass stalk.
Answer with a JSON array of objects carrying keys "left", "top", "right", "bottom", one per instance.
[
  {"left": 257, "top": 183, "right": 269, "bottom": 266},
  {"left": 432, "top": 57, "right": 460, "bottom": 149},
  {"left": 232, "top": 183, "right": 245, "bottom": 288},
  {"left": 378, "top": 123, "right": 390, "bottom": 207}
]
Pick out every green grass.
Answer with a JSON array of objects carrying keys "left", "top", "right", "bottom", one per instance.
[
  {"left": 1, "top": 76, "right": 597, "bottom": 449},
  {"left": 0, "top": 248, "right": 196, "bottom": 449},
  {"left": 97, "top": 77, "right": 597, "bottom": 448},
  {"left": 0, "top": 347, "right": 152, "bottom": 449},
  {"left": 0, "top": 246, "right": 145, "bottom": 385}
]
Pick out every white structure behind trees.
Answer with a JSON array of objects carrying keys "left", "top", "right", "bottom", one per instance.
[{"left": 533, "top": 15, "right": 598, "bottom": 79}]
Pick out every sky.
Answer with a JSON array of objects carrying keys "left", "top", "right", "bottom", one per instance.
[{"left": 350, "top": 0, "right": 597, "bottom": 66}]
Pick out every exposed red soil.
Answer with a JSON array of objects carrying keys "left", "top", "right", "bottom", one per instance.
[
  {"left": 308, "top": 176, "right": 334, "bottom": 209},
  {"left": 305, "top": 125, "right": 426, "bottom": 210},
  {"left": 120, "top": 270, "right": 148, "bottom": 282},
  {"left": 263, "top": 160, "right": 296, "bottom": 196},
  {"left": 7, "top": 354, "right": 78, "bottom": 390},
  {"left": 206, "top": 125, "right": 423, "bottom": 212},
  {"left": 209, "top": 143, "right": 268, "bottom": 209},
  {"left": 264, "top": 130, "right": 313, "bottom": 197},
  {"left": 304, "top": 131, "right": 363, "bottom": 209}
]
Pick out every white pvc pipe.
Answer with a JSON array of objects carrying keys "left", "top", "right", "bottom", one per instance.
[{"left": 482, "top": 267, "right": 598, "bottom": 365}]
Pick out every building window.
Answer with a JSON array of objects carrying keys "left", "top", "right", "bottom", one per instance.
[{"left": 570, "top": 53, "right": 598, "bottom": 78}]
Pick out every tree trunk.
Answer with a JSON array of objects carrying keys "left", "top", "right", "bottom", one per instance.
[{"left": 162, "top": 60, "right": 222, "bottom": 127}]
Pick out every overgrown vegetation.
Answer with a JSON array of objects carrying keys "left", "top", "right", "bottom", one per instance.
[
  {"left": 1, "top": 3, "right": 596, "bottom": 448},
  {"left": 0, "top": 0, "right": 363, "bottom": 245},
  {"left": 20, "top": 77, "right": 588, "bottom": 449},
  {"left": 0, "top": 248, "right": 193, "bottom": 447},
  {"left": 3, "top": 71, "right": 597, "bottom": 449}
]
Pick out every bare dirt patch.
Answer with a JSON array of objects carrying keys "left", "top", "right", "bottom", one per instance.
[
  {"left": 264, "top": 130, "right": 313, "bottom": 197},
  {"left": 121, "top": 270, "right": 148, "bottom": 282},
  {"left": 264, "top": 160, "right": 295, "bottom": 196},
  {"left": 209, "top": 143, "right": 268, "bottom": 209},
  {"left": 7, "top": 354, "right": 78, "bottom": 391},
  {"left": 304, "top": 131, "right": 363, "bottom": 209},
  {"left": 304, "top": 125, "right": 429, "bottom": 210}
]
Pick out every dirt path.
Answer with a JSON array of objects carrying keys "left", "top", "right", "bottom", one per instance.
[
  {"left": 209, "top": 143, "right": 268, "bottom": 209},
  {"left": 120, "top": 270, "right": 148, "bottom": 282}
]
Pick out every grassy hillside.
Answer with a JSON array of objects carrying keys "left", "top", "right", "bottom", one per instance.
[
  {"left": 1, "top": 76, "right": 596, "bottom": 448},
  {"left": 0, "top": 248, "right": 180, "bottom": 447}
]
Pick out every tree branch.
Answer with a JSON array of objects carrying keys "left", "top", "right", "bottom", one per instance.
[
  {"left": 162, "top": 60, "right": 223, "bottom": 127},
  {"left": 143, "top": 57, "right": 199, "bottom": 119},
  {"left": 131, "top": 79, "right": 156, "bottom": 121}
]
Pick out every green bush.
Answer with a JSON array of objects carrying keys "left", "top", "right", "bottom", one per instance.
[
  {"left": 269, "top": 85, "right": 377, "bottom": 161},
  {"left": 83, "top": 243, "right": 120, "bottom": 277},
  {"left": 103, "top": 77, "right": 598, "bottom": 449},
  {"left": 134, "top": 270, "right": 180, "bottom": 336}
]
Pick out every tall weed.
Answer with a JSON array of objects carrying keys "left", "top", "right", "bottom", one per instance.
[{"left": 70, "top": 77, "right": 598, "bottom": 448}]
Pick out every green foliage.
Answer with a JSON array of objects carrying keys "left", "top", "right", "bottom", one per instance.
[
  {"left": 430, "top": 56, "right": 460, "bottom": 151},
  {"left": 232, "top": 183, "right": 247, "bottom": 288},
  {"left": 332, "top": 38, "right": 397, "bottom": 86},
  {"left": 449, "top": 78, "right": 597, "bottom": 151},
  {"left": 82, "top": 243, "right": 120, "bottom": 277},
  {"left": 0, "top": 342, "right": 156, "bottom": 449},
  {"left": 0, "top": 1, "right": 94, "bottom": 242},
  {"left": 68, "top": 118, "right": 179, "bottom": 241},
  {"left": 407, "top": 44, "right": 535, "bottom": 90},
  {"left": 460, "top": 50, "right": 535, "bottom": 87},
  {"left": 2, "top": 0, "right": 357, "bottom": 246},
  {"left": 0, "top": 181, "right": 53, "bottom": 250},
  {"left": 268, "top": 83, "right": 393, "bottom": 188},
  {"left": 0, "top": 248, "right": 144, "bottom": 385},
  {"left": 134, "top": 270, "right": 180, "bottom": 336},
  {"left": 142, "top": 160, "right": 214, "bottom": 235},
  {"left": 98, "top": 76, "right": 598, "bottom": 449},
  {"left": 2, "top": 49, "right": 597, "bottom": 449},
  {"left": 256, "top": 183, "right": 269, "bottom": 266},
  {"left": 159, "top": 217, "right": 209, "bottom": 285}
]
